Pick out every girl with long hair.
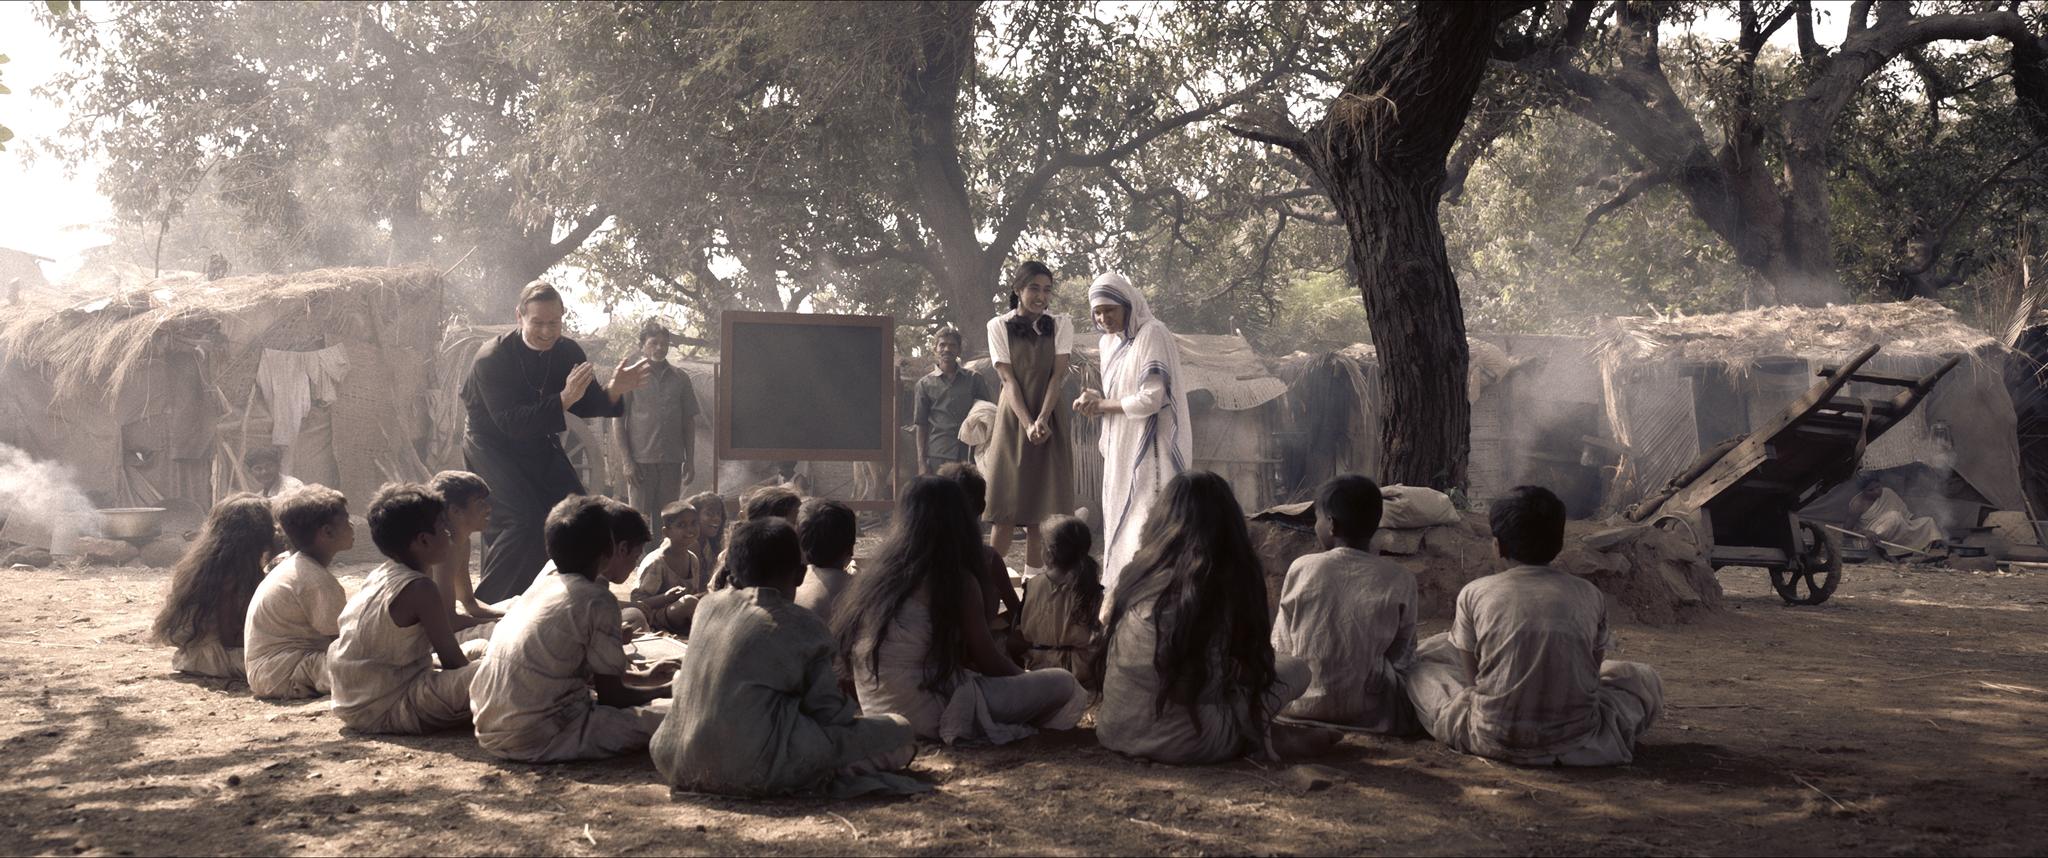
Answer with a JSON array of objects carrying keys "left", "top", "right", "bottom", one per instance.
[
  {"left": 152, "top": 493, "right": 276, "bottom": 680},
  {"left": 981, "top": 260, "right": 1075, "bottom": 577},
  {"left": 833, "top": 476, "right": 1085, "bottom": 745},
  {"left": 1091, "top": 471, "right": 1330, "bottom": 764}
]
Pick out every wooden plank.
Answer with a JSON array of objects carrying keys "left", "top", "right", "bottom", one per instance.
[
  {"left": 1711, "top": 545, "right": 1789, "bottom": 565},
  {"left": 1814, "top": 369, "right": 1924, "bottom": 387}
]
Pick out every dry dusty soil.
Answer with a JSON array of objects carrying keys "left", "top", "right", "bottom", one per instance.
[{"left": 1, "top": 560, "right": 2044, "bottom": 856}]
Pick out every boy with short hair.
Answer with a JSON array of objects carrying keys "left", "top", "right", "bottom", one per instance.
[
  {"left": 245, "top": 446, "right": 303, "bottom": 499},
  {"left": 428, "top": 470, "right": 504, "bottom": 627},
  {"left": 328, "top": 483, "right": 489, "bottom": 734},
  {"left": 245, "top": 485, "right": 353, "bottom": 700},
  {"left": 792, "top": 498, "right": 857, "bottom": 628},
  {"left": 470, "top": 497, "right": 672, "bottom": 762},
  {"left": 1404, "top": 485, "right": 1665, "bottom": 766},
  {"left": 1270, "top": 475, "right": 1420, "bottom": 735},
  {"left": 626, "top": 500, "right": 703, "bottom": 635},
  {"left": 615, "top": 322, "right": 699, "bottom": 526},
  {"left": 651, "top": 518, "right": 921, "bottom": 797}
]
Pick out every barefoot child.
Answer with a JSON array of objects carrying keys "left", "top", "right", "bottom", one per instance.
[
  {"left": 428, "top": 471, "right": 504, "bottom": 629},
  {"left": 625, "top": 500, "right": 703, "bottom": 635},
  {"left": 245, "top": 486, "right": 353, "bottom": 699},
  {"left": 1270, "top": 475, "right": 1420, "bottom": 735},
  {"left": 792, "top": 498, "right": 856, "bottom": 628},
  {"left": 1017, "top": 515, "right": 1103, "bottom": 689},
  {"left": 652, "top": 518, "right": 922, "bottom": 797},
  {"left": 328, "top": 483, "right": 488, "bottom": 734},
  {"left": 1404, "top": 485, "right": 1664, "bottom": 766},
  {"left": 470, "top": 497, "right": 672, "bottom": 762},
  {"left": 153, "top": 494, "right": 275, "bottom": 681},
  {"left": 1094, "top": 471, "right": 1332, "bottom": 764}
]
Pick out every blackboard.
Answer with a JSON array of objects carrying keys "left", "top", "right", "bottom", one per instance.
[{"left": 717, "top": 311, "right": 897, "bottom": 463}]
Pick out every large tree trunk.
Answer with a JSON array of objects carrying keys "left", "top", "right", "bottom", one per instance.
[
  {"left": 1288, "top": 3, "right": 1505, "bottom": 491},
  {"left": 896, "top": 0, "right": 997, "bottom": 337}
]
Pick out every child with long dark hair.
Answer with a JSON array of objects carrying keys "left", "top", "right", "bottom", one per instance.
[
  {"left": 1092, "top": 471, "right": 1329, "bottom": 764},
  {"left": 833, "top": 476, "right": 1085, "bottom": 745},
  {"left": 1017, "top": 515, "right": 1103, "bottom": 689},
  {"left": 153, "top": 493, "right": 276, "bottom": 681}
]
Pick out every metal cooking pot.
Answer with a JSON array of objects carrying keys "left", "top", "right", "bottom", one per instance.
[{"left": 98, "top": 507, "right": 167, "bottom": 540}]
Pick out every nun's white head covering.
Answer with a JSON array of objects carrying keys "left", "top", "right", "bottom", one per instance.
[{"left": 1088, "top": 272, "right": 1153, "bottom": 342}]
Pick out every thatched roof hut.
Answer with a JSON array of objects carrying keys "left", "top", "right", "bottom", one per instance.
[
  {"left": 1592, "top": 299, "right": 2026, "bottom": 528},
  {"left": 0, "top": 266, "right": 449, "bottom": 517}
]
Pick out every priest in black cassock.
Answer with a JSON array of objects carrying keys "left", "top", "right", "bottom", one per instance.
[{"left": 461, "top": 280, "right": 652, "bottom": 602}]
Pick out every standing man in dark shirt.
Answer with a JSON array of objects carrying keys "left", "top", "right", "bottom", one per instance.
[
  {"left": 615, "top": 321, "right": 699, "bottom": 529},
  {"left": 912, "top": 326, "right": 994, "bottom": 475},
  {"left": 461, "top": 280, "right": 652, "bottom": 602}
]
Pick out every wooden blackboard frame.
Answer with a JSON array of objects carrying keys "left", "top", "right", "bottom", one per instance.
[{"left": 716, "top": 310, "right": 897, "bottom": 511}]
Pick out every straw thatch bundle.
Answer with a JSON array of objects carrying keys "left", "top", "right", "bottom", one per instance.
[
  {"left": 1591, "top": 298, "right": 2003, "bottom": 376},
  {"left": 0, "top": 266, "right": 445, "bottom": 400}
]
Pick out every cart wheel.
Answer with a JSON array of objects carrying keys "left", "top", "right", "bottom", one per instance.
[{"left": 1772, "top": 520, "right": 1842, "bottom": 605}]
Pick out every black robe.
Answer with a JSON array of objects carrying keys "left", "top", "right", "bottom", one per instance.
[{"left": 460, "top": 330, "right": 622, "bottom": 602}]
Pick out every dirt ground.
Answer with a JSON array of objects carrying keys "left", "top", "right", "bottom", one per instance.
[{"left": 2, "top": 560, "right": 2045, "bottom": 857}]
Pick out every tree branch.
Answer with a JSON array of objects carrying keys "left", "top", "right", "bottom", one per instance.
[
  {"left": 1572, "top": 169, "right": 1667, "bottom": 251},
  {"left": 545, "top": 209, "right": 610, "bottom": 262},
  {"left": 1787, "top": 10, "right": 2041, "bottom": 146},
  {"left": 986, "top": 55, "right": 1303, "bottom": 255},
  {"left": 1224, "top": 122, "right": 1310, "bottom": 156},
  {"left": 1848, "top": 0, "right": 1873, "bottom": 35}
]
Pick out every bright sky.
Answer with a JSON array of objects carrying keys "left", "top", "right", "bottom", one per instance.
[{"left": 0, "top": 2, "right": 1857, "bottom": 294}]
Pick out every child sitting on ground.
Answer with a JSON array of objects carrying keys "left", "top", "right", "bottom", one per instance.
[
  {"left": 471, "top": 497, "right": 673, "bottom": 762},
  {"left": 625, "top": 500, "right": 704, "bottom": 636},
  {"left": 936, "top": 463, "right": 1023, "bottom": 631},
  {"left": 686, "top": 491, "right": 726, "bottom": 568},
  {"left": 1403, "top": 485, "right": 1665, "bottom": 766},
  {"left": 793, "top": 498, "right": 857, "bottom": 628},
  {"left": 652, "top": 518, "right": 922, "bottom": 797},
  {"left": 1094, "top": 471, "right": 1336, "bottom": 764},
  {"left": 1016, "top": 515, "right": 1103, "bottom": 690},
  {"left": 328, "top": 483, "right": 489, "bottom": 734},
  {"left": 428, "top": 471, "right": 504, "bottom": 630},
  {"left": 153, "top": 493, "right": 275, "bottom": 681},
  {"left": 837, "top": 477, "right": 1086, "bottom": 745},
  {"left": 1270, "top": 475, "right": 1420, "bottom": 735},
  {"left": 710, "top": 484, "right": 802, "bottom": 588},
  {"left": 245, "top": 485, "right": 353, "bottom": 699}
]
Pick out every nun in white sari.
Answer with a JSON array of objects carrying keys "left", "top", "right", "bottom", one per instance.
[{"left": 1075, "top": 273, "right": 1193, "bottom": 594}]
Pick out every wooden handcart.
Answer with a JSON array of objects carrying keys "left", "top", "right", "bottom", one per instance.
[{"left": 1626, "top": 345, "right": 1959, "bottom": 605}]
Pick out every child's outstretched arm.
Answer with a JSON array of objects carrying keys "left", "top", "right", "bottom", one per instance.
[{"left": 391, "top": 578, "right": 469, "bottom": 670}]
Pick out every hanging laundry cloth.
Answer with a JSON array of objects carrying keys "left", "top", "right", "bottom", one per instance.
[{"left": 257, "top": 345, "right": 351, "bottom": 446}]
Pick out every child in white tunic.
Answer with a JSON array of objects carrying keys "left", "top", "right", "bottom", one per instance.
[
  {"left": 471, "top": 498, "right": 672, "bottom": 762},
  {"left": 328, "top": 484, "right": 487, "bottom": 734},
  {"left": 792, "top": 499, "right": 857, "bottom": 629},
  {"left": 154, "top": 494, "right": 275, "bottom": 682},
  {"left": 1094, "top": 472, "right": 1329, "bottom": 765},
  {"left": 1270, "top": 476, "right": 1421, "bottom": 735},
  {"left": 1404, "top": 486, "right": 1664, "bottom": 766},
  {"left": 245, "top": 486, "right": 353, "bottom": 699},
  {"left": 838, "top": 477, "right": 1086, "bottom": 745},
  {"left": 653, "top": 518, "right": 922, "bottom": 797}
]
